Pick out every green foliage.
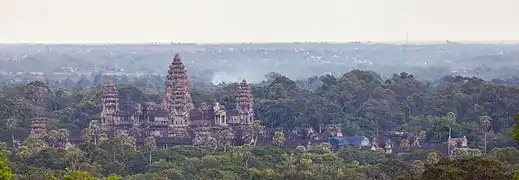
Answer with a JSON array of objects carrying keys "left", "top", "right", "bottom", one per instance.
[
  {"left": 0, "top": 71, "right": 518, "bottom": 179},
  {"left": 104, "top": 174, "right": 121, "bottom": 180},
  {"left": 272, "top": 131, "right": 285, "bottom": 147},
  {"left": 422, "top": 157, "right": 513, "bottom": 180},
  {"left": 63, "top": 167, "right": 97, "bottom": 180},
  {"left": 0, "top": 152, "right": 13, "bottom": 180},
  {"left": 513, "top": 113, "right": 519, "bottom": 144}
]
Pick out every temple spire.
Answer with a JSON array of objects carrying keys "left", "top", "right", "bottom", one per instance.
[
  {"left": 101, "top": 76, "right": 120, "bottom": 126},
  {"left": 162, "top": 54, "right": 194, "bottom": 133},
  {"left": 237, "top": 79, "right": 252, "bottom": 110},
  {"left": 30, "top": 117, "right": 48, "bottom": 138},
  {"left": 106, "top": 76, "right": 113, "bottom": 84},
  {"left": 236, "top": 79, "right": 253, "bottom": 124}
]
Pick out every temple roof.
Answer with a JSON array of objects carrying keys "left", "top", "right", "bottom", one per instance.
[
  {"left": 117, "top": 111, "right": 131, "bottom": 116},
  {"left": 329, "top": 136, "right": 370, "bottom": 147},
  {"left": 154, "top": 108, "right": 169, "bottom": 117},
  {"left": 240, "top": 79, "right": 248, "bottom": 86},
  {"left": 189, "top": 108, "right": 215, "bottom": 121},
  {"left": 227, "top": 109, "right": 239, "bottom": 116}
]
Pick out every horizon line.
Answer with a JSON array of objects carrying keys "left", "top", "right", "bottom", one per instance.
[{"left": 1, "top": 40, "right": 519, "bottom": 45}]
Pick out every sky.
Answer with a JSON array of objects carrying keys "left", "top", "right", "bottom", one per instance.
[{"left": 0, "top": 0, "right": 518, "bottom": 43}]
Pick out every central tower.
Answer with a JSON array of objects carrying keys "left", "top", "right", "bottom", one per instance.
[
  {"left": 236, "top": 79, "right": 254, "bottom": 125},
  {"left": 101, "top": 77, "right": 120, "bottom": 127},
  {"left": 162, "top": 54, "right": 194, "bottom": 137}
]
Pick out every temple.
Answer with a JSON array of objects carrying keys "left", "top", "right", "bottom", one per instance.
[
  {"left": 98, "top": 54, "right": 255, "bottom": 145},
  {"left": 30, "top": 117, "right": 49, "bottom": 138},
  {"left": 100, "top": 77, "right": 142, "bottom": 131},
  {"left": 91, "top": 54, "right": 470, "bottom": 153},
  {"left": 19, "top": 54, "right": 476, "bottom": 154}
]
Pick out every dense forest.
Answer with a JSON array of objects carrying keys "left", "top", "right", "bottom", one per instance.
[{"left": 1, "top": 69, "right": 519, "bottom": 179}]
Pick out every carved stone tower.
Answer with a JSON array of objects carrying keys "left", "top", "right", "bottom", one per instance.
[
  {"left": 236, "top": 79, "right": 254, "bottom": 125},
  {"left": 163, "top": 54, "right": 194, "bottom": 137},
  {"left": 30, "top": 117, "right": 48, "bottom": 138},
  {"left": 100, "top": 77, "right": 120, "bottom": 127},
  {"left": 131, "top": 103, "right": 143, "bottom": 128}
]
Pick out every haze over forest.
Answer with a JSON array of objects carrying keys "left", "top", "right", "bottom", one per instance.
[{"left": 1, "top": 43, "right": 519, "bottom": 85}]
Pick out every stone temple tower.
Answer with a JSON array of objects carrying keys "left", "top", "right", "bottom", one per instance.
[
  {"left": 100, "top": 77, "right": 120, "bottom": 127},
  {"left": 162, "top": 54, "right": 194, "bottom": 137},
  {"left": 236, "top": 79, "right": 254, "bottom": 125},
  {"left": 30, "top": 117, "right": 48, "bottom": 138}
]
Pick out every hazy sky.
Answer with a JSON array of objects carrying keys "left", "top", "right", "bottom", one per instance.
[{"left": 0, "top": 0, "right": 518, "bottom": 43}]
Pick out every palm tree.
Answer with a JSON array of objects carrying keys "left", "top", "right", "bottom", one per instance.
[
  {"left": 144, "top": 136, "right": 156, "bottom": 165},
  {"left": 48, "top": 130, "right": 59, "bottom": 148},
  {"left": 232, "top": 144, "right": 252, "bottom": 169},
  {"left": 88, "top": 120, "right": 101, "bottom": 146},
  {"left": 446, "top": 112, "right": 457, "bottom": 125},
  {"left": 273, "top": 131, "right": 286, "bottom": 147},
  {"left": 49, "top": 129, "right": 70, "bottom": 148},
  {"left": 251, "top": 121, "right": 265, "bottom": 147},
  {"left": 65, "top": 147, "right": 85, "bottom": 171},
  {"left": 199, "top": 102, "right": 209, "bottom": 122},
  {"left": 479, "top": 116, "right": 491, "bottom": 154},
  {"left": 6, "top": 118, "right": 18, "bottom": 148},
  {"left": 57, "top": 128, "right": 70, "bottom": 148}
]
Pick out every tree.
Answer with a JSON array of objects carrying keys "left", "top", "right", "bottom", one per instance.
[
  {"left": 479, "top": 116, "right": 491, "bottom": 154},
  {"left": 446, "top": 112, "right": 456, "bottom": 125},
  {"left": 426, "top": 152, "right": 439, "bottom": 165},
  {"left": 104, "top": 174, "right": 122, "bottom": 180},
  {"left": 452, "top": 148, "right": 482, "bottom": 158},
  {"left": 66, "top": 147, "right": 85, "bottom": 171},
  {"left": 216, "top": 128, "right": 233, "bottom": 152},
  {"left": 0, "top": 152, "right": 13, "bottom": 180},
  {"left": 63, "top": 167, "right": 97, "bottom": 180},
  {"left": 232, "top": 144, "right": 252, "bottom": 169},
  {"left": 510, "top": 115, "right": 519, "bottom": 141},
  {"left": 295, "top": 145, "right": 307, "bottom": 153},
  {"left": 144, "top": 136, "right": 156, "bottom": 152},
  {"left": 512, "top": 89, "right": 519, "bottom": 179},
  {"left": 411, "top": 160, "right": 424, "bottom": 177},
  {"left": 85, "top": 120, "right": 101, "bottom": 146},
  {"left": 308, "top": 142, "right": 332, "bottom": 154},
  {"left": 400, "top": 138, "right": 410, "bottom": 151},
  {"left": 422, "top": 157, "right": 512, "bottom": 180},
  {"left": 144, "top": 136, "right": 156, "bottom": 165},
  {"left": 49, "top": 128, "right": 69, "bottom": 148},
  {"left": 48, "top": 130, "right": 59, "bottom": 148},
  {"left": 273, "top": 131, "right": 286, "bottom": 147},
  {"left": 251, "top": 121, "right": 266, "bottom": 147},
  {"left": 0, "top": 143, "right": 7, "bottom": 157},
  {"left": 5, "top": 118, "right": 17, "bottom": 149},
  {"left": 105, "top": 132, "right": 135, "bottom": 161},
  {"left": 204, "top": 137, "right": 218, "bottom": 155},
  {"left": 16, "top": 136, "right": 48, "bottom": 160}
]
